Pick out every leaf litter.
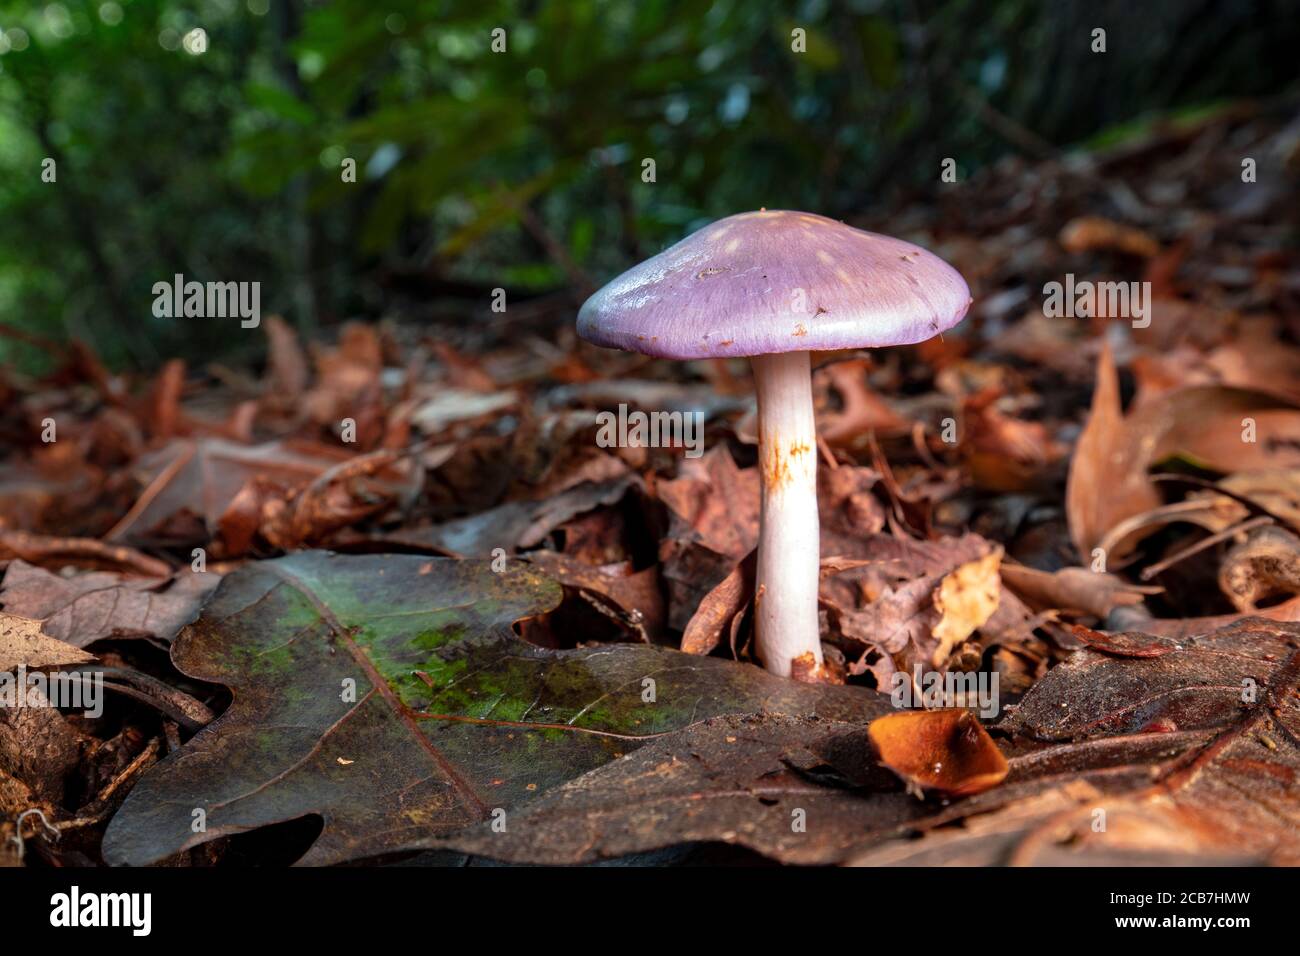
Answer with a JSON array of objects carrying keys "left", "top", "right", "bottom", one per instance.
[{"left": 3, "top": 105, "right": 1300, "bottom": 865}]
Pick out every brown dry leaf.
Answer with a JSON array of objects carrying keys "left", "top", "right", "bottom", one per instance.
[
  {"left": 989, "top": 311, "right": 1094, "bottom": 379},
  {"left": 657, "top": 446, "right": 760, "bottom": 561},
  {"left": 1066, "top": 341, "right": 1161, "bottom": 561},
  {"left": 1058, "top": 215, "right": 1160, "bottom": 257},
  {"left": 0, "top": 560, "right": 220, "bottom": 647},
  {"left": 106, "top": 438, "right": 356, "bottom": 548},
  {"left": 868, "top": 708, "right": 1009, "bottom": 797},
  {"left": 391, "top": 476, "right": 637, "bottom": 558},
  {"left": 817, "top": 532, "right": 1028, "bottom": 674},
  {"left": 0, "top": 767, "right": 55, "bottom": 866},
  {"left": 281, "top": 447, "right": 418, "bottom": 549},
  {"left": 1068, "top": 343, "right": 1300, "bottom": 562},
  {"left": 0, "top": 681, "right": 85, "bottom": 806},
  {"left": 1218, "top": 469, "right": 1300, "bottom": 531},
  {"left": 815, "top": 360, "right": 911, "bottom": 446},
  {"left": 657, "top": 447, "right": 761, "bottom": 631},
  {"left": 145, "top": 358, "right": 186, "bottom": 441},
  {"left": 298, "top": 322, "right": 386, "bottom": 439},
  {"left": 818, "top": 464, "right": 886, "bottom": 536},
  {"left": 0, "top": 464, "right": 86, "bottom": 535},
  {"left": 1218, "top": 524, "right": 1300, "bottom": 612},
  {"left": 1093, "top": 496, "right": 1249, "bottom": 561},
  {"left": 1066, "top": 623, "right": 1180, "bottom": 658},
  {"left": 1144, "top": 390, "right": 1300, "bottom": 473},
  {"left": 827, "top": 574, "right": 937, "bottom": 658},
  {"left": 680, "top": 550, "right": 754, "bottom": 656},
  {"left": 527, "top": 551, "right": 666, "bottom": 644},
  {"left": 931, "top": 547, "right": 1003, "bottom": 666},
  {"left": 1134, "top": 595, "right": 1300, "bottom": 639},
  {"left": 961, "top": 391, "right": 1063, "bottom": 493},
  {"left": 999, "top": 563, "right": 1159, "bottom": 618},
  {"left": 0, "top": 612, "right": 95, "bottom": 671},
  {"left": 262, "top": 315, "right": 310, "bottom": 398},
  {"left": 1205, "top": 317, "right": 1300, "bottom": 404},
  {"left": 106, "top": 437, "right": 413, "bottom": 548},
  {"left": 409, "top": 388, "right": 518, "bottom": 435}
]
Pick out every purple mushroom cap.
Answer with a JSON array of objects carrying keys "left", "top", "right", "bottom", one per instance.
[{"left": 577, "top": 210, "right": 972, "bottom": 359}]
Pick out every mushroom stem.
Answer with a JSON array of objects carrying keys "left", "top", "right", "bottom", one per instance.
[{"left": 750, "top": 351, "right": 822, "bottom": 678}]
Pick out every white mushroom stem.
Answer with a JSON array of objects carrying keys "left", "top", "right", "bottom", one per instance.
[{"left": 750, "top": 351, "right": 822, "bottom": 678}]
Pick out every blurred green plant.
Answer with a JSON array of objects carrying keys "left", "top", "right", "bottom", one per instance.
[{"left": 0, "top": 0, "right": 1296, "bottom": 370}]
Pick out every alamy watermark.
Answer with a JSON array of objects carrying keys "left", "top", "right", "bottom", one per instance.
[
  {"left": 595, "top": 403, "right": 704, "bottom": 458},
  {"left": 890, "top": 664, "right": 1000, "bottom": 719},
  {"left": 0, "top": 666, "right": 103, "bottom": 718},
  {"left": 1044, "top": 274, "right": 1151, "bottom": 329},
  {"left": 50, "top": 886, "right": 151, "bottom": 936},
  {"left": 151, "top": 273, "right": 261, "bottom": 328}
]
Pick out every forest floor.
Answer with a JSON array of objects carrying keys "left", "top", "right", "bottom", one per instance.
[{"left": 2, "top": 98, "right": 1300, "bottom": 867}]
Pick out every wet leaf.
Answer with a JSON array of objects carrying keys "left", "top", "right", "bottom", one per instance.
[
  {"left": 438, "top": 618, "right": 1300, "bottom": 866},
  {"left": 101, "top": 552, "right": 888, "bottom": 866}
]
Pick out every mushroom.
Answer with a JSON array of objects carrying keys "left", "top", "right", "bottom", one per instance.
[{"left": 577, "top": 210, "right": 971, "bottom": 678}]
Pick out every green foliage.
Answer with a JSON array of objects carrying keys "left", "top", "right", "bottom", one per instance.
[{"left": 0, "top": 0, "right": 1296, "bottom": 370}]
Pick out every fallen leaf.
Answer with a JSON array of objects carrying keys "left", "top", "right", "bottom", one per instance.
[
  {"left": 1135, "top": 595, "right": 1300, "bottom": 639},
  {"left": 101, "top": 552, "right": 889, "bottom": 866},
  {"left": 1066, "top": 341, "right": 1161, "bottom": 561},
  {"left": 389, "top": 476, "right": 637, "bottom": 557},
  {"left": 1068, "top": 343, "right": 1300, "bottom": 562},
  {"left": 0, "top": 560, "right": 220, "bottom": 647},
  {"left": 931, "top": 548, "right": 1003, "bottom": 666},
  {"left": 437, "top": 618, "right": 1300, "bottom": 866},
  {"left": 105, "top": 438, "right": 356, "bottom": 548},
  {"left": 1066, "top": 623, "right": 1180, "bottom": 658},
  {"left": 0, "top": 612, "right": 95, "bottom": 672},
  {"left": 999, "top": 563, "right": 1159, "bottom": 618},
  {"left": 1218, "top": 524, "right": 1300, "bottom": 611},
  {"left": 868, "top": 708, "right": 1009, "bottom": 796},
  {"left": 657, "top": 447, "right": 761, "bottom": 631},
  {"left": 526, "top": 551, "right": 666, "bottom": 644},
  {"left": 409, "top": 388, "right": 518, "bottom": 435},
  {"left": 680, "top": 550, "right": 755, "bottom": 656},
  {"left": 1059, "top": 215, "right": 1160, "bottom": 257},
  {"left": 262, "top": 315, "right": 310, "bottom": 399}
]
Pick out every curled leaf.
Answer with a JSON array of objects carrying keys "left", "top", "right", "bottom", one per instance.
[{"left": 868, "top": 708, "right": 1008, "bottom": 797}]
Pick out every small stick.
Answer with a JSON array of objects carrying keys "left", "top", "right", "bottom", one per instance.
[{"left": 1140, "top": 515, "right": 1274, "bottom": 582}]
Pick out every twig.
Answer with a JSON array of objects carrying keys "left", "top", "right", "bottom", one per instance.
[{"left": 1140, "top": 515, "right": 1274, "bottom": 582}]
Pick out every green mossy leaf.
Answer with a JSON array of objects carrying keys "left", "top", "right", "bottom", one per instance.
[{"left": 102, "top": 551, "right": 887, "bottom": 865}]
